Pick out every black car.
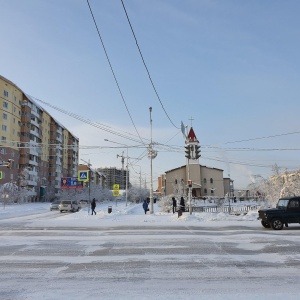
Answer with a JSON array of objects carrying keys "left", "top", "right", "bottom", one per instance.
[{"left": 258, "top": 196, "right": 300, "bottom": 230}]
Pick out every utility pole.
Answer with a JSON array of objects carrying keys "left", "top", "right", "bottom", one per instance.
[
  {"left": 148, "top": 107, "right": 157, "bottom": 214},
  {"left": 117, "top": 148, "right": 129, "bottom": 206}
]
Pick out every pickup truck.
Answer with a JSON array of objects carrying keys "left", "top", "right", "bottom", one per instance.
[{"left": 258, "top": 196, "right": 300, "bottom": 230}]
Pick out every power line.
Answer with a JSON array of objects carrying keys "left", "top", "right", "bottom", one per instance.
[
  {"left": 120, "top": 0, "right": 180, "bottom": 130},
  {"left": 31, "top": 95, "right": 146, "bottom": 144},
  {"left": 86, "top": 0, "right": 146, "bottom": 146},
  {"left": 224, "top": 131, "right": 300, "bottom": 144}
]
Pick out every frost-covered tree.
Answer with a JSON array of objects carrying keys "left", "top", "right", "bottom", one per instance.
[
  {"left": 126, "top": 185, "right": 149, "bottom": 203},
  {"left": 159, "top": 194, "right": 174, "bottom": 213},
  {"left": 0, "top": 182, "right": 24, "bottom": 204},
  {"left": 247, "top": 167, "right": 300, "bottom": 207},
  {"left": 58, "top": 185, "right": 113, "bottom": 202}
]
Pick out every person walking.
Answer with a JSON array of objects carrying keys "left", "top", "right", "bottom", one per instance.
[
  {"left": 143, "top": 199, "right": 149, "bottom": 215},
  {"left": 91, "top": 198, "right": 97, "bottom": 215},
  {"left": 180, "top": 197, "right": 185, "bottom": 211},
  {"left": 172, "top": 197, "right": 177, "bottom": 214}
]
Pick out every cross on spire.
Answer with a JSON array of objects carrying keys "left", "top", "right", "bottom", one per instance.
[{"left": 189, "top": 116, "right": 194, "bottom": 127}]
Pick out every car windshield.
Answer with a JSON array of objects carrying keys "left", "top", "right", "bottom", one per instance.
[
  {"left": 61, "top": 200, "right": 71, "bottom": 204},
  {"left": 277, "top": 199, "right": 289, "bottom": 208},
  {"left": 53, "top": 200, "right": 60, "bottom": 204}
]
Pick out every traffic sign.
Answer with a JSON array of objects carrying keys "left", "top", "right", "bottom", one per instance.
[
  {"left": 78, "top": 171, "right": 89, "bottom": 182},
  {"left": 113, "top": 190, "right": 120, "bottom": 197},
  {"left": 113, "top": 184, "right": 120, "bottom": 190}
]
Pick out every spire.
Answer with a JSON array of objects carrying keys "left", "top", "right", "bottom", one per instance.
[{"left": 187, "top": 127, "right": 198, "bottom": 143}]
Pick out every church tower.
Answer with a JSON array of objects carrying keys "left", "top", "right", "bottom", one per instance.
[{"left": 185, "top": 127, "right": 201, "bottom": 165}]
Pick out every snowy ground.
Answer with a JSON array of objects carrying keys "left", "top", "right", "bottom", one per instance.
[
  {"left": 0, "top": 199, "right": 261, "bottom": 228},
  {"left": 1, "top": 200, "right": 300, "bottom": 300}
]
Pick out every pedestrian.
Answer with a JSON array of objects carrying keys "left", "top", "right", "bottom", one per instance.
[
  {"left": 172, "top": 197, "right": 177, "bottom": 214},
  {"left": 91, "top": 198, "right": 97, "bottom": 215},
  {"left": 143, "top": 199, "right": 149, "bottom": 214},
  {"left": 180, "top": 197, "right": 185, "bottom": 211}
]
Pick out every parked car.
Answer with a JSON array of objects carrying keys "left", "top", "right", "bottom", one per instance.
[
  {"left": 79, "top": 200, "right": 89, "bottom": 208},
  {"left": 58, "top": 200, "right": 80, "bottom": 213},
  {"left": 258, "top": 196, "right": 300, "bottom": 230},
  {"left": 50, "top": 200, "right": 61, "bottom": 211}
]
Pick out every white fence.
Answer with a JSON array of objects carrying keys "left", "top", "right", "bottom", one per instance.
[{"left": 191, "top": 205, "right": 259, "bottom": 214}]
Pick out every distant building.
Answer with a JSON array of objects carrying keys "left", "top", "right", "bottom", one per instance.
[
  {"left": 0, "top": 75, "right": 79, "bottom": 201},
  {"left": 159, "top": 127, "right": 233, "bottom": 198},
  {"left": 97, "top": 167, "right": 129, "bottom": 190},
  {"left": 78, "top": 164, "right": 106, "bottom": 190}
]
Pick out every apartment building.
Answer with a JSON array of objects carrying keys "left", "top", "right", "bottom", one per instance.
[
  {"left": 0, "top": 75, "right": 79, "bottom": 201},
  {"left": 97, "top": 167, "right": 129, "bottom": 190}
]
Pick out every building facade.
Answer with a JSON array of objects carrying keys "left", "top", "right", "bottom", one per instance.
[
  {"left": 97, "top": 167, "right": 129, "bottom": 190},
  {"left": 0, "top": 75, "right": 79, "bottom": 201},
  {"left": 160, "top": 127, "right": 233, "bottom": 198},
  {"left": 78, "top": 164, "right": 106, "bottom": 190}
]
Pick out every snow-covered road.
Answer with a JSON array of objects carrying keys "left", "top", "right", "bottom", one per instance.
[{"left": 1, "top": 201, "right": 300, "bottom": 299}]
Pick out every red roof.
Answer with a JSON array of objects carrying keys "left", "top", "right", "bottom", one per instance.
[{"left": 187, "top": 127, "right": 198, "bottom": 142}]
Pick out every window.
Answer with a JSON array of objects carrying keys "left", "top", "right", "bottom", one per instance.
[
  {"left": 289, "top": 200, "right": 300, "bottom": 208},
  {"left": 3, "top": 101, "right": 8, "bottom": 108},
  {"left": 4, "top": 90, "right": 8, "bottom": 97},
  {"left": 2, "top": 125, "right": 7, "bottom": 131},
  {"left": 204, "top": 188, "right": 207, "bottom": 194},
  {"left": 3, "top": 113, "right": 7, "bottom": 120},
  {"left": 1, "top": 136, "right": 7, "bottom": 142},
  {"left": 14, "top": 96, "right": 16, "bottom": 102},
  {"left": 14, "top": 107, "right": 16, "bottom": 113},
  {"left": 211, "top": 189, "right": 214, "bottom": 195},
  {"left": 203, "top": 178, "right": 206, "bottom": 184},
  {"left": 210, "top": 178, "right": 213, "bottom": 184}
]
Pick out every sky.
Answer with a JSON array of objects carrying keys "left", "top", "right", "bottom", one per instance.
[{"left": 1, "top": 0, "right": 300, "bottom": 189}]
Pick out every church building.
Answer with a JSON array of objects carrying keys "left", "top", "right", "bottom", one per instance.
[{"left": 161, "top": 127, "right": 233, "bottom": 198}]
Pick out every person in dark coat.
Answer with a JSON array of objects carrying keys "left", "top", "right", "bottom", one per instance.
[
  {"left": 91, "top": 198, "right": 96, "bottom": 215},
  {"left": 172, "top": 197, "right": 177, "bottom": 214},
  {"left": 180, "top": 197, "right": 185, "bottom": 211},
  {"left": 143, "top": 200, "right": 149, "bottom": 214}
]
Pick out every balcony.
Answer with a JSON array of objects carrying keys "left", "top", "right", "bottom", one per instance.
[
  {"left": 29, "top": 159, "right": 38, "bottom": 167},
  {"left": 27, "top": 180, "right": 37, "bottom": 186}
]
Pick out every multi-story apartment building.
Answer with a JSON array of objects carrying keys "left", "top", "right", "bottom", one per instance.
[
  {"left": 97, "top": 167, "right": 129, "bottom": 190},
  {"left": 0, "top": 75, "right": 79, "bottom": 201}
]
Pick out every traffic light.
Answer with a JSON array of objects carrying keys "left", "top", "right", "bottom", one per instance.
[
  {"left": 185, "top": 145, "right": 191, "bottom": 159},
  {"left": 194, "top": 145, "right": 201, "bottom": 159}
]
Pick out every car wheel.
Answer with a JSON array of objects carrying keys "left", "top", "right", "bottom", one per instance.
[
  {"left": 271, "top": 218, "right": 284, "bottom": 230},
  {"left": 261, "top": 221, "right": 271, "bottom": 228},
  {"left": 60, "top": 210, "right": 63, "bottom": 213}
]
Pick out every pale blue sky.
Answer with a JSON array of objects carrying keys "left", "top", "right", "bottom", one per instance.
[{"left": 1, "top": 0, "right": 300, "bottom": 189}]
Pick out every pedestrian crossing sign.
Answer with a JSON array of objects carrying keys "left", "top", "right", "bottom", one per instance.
[
  {"left": 78, "top": 171, "right": 89, "bottom": 182},
  {"left": 113, "top": 184, "right": 120, "bottom": 190},
  {"left": 113, "top": 190, "right": 120, "bottom": 197}
]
